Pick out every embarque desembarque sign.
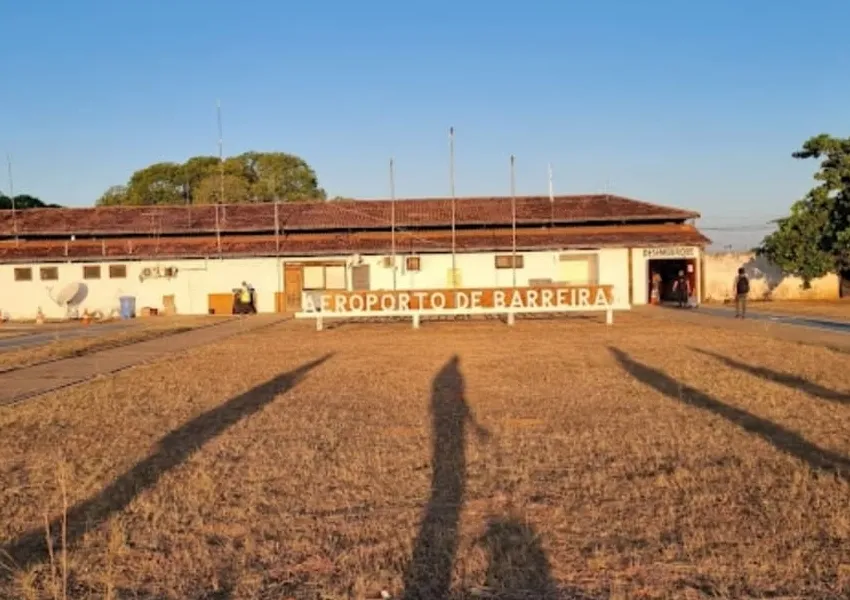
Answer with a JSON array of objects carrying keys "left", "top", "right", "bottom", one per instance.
[{"left": 301, "top": 285, "right": 614, "bottom": 314}]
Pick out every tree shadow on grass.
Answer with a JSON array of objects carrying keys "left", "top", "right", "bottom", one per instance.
[
  {"left": 609, "top": 347, "right": 850, "bottom": 480},
  {"left": 691, "top": 347, "right": 850, "bottom": 406},
  {"left": 1, "top": 353, "right": 333, "bottom": 575}
]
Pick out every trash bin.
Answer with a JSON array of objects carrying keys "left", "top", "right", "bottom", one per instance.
[{"left": 119, "top": 296, "right": 136, "bottom": 319}]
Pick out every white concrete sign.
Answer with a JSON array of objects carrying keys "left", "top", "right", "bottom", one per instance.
[{"left": 300, "top": 287, "right": 611, "bottom": 314}]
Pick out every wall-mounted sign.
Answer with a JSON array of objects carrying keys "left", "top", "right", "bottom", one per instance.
[
  {"left": 300, "top": 285, "right": 614, "bottom": 314},
  {"left": 642, "top": 247, "right": 695, "bottom": 259}
]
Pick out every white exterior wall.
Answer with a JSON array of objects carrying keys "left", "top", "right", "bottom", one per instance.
[
  {"left": 0, "top": 247, "right": 643, "bottom": 320},
  {"left": 703, "top": 252, "right": 840, "bottom": 301}
]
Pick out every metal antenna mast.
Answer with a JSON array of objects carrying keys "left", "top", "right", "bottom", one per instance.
[
  {"left": 510, "top": 155, "right": 517, "bottom": 288},
  {"left": 449, "top": 126, "right": 456, "bottom": 287},
  {"left": 215, "top": 100, "right": 223, "bottom": 254},
  {"left": 390, "top": 157, "right": 397, "bottom": 290},
  {"left": 6, "top": 154, "right": 18, "bottom": 244}
]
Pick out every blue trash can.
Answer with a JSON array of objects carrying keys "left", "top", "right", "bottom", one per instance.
[{"left": 119, "top": 296, "right": 136, "bottom": 319}]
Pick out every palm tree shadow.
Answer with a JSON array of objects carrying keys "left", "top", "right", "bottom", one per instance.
[
  {"left": 402, "top": 355, "right": 489, "bottom": 600},
  {"left": 2, "top": 353, "right": 333, "bottom": 575},
  {"left": 691, "top": 347, "right": 850, "bottom": 406},
  {"left": 609, "top": 346, "right": 850, "bottom": 480}
]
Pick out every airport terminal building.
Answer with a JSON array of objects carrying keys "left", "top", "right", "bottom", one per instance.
[{"left": 0, "top": 195, "right": 710, "bottom": 320}]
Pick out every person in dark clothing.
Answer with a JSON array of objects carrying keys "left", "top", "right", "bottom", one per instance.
[
  {"left": 672, "top": 270, "right": 690, "bottom": 308},
  {"left": 733, "top": 267, "right": 749, "bottom": 318}
]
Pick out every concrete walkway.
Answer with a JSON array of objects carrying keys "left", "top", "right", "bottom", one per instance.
[
  {"left": 0, "top": 321, "right": 135, "bottom": 351},
  {"left": 0, "top": 315, "right": 287, "bottom": 407},
  {"left": 641, "top": 306, "right": 850, "bottom": 353}
]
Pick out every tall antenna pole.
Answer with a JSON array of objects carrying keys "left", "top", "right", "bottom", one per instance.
[
  {"left": 511, "top": 154, "right": 517, "bottom": 288},
  {"left": 6, "top": 154, "right": 18, "bottom": 244},
  {"left": 390, "top": 157, "right": 397, "bottom": 290},
  {"left": 449, "top": 126, "right": 456, "bottom": 287},
  {"left": 548, "top": 162, "right": 554, "bottom": 228},
  {"left": 215, "top": 100, "right": 223, "bottom": 254}
]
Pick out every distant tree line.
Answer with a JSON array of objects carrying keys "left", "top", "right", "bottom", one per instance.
[
  {"left": 0, "top": 194, "right": 62, "bottom": 209},
  {"left": 97, "top": 151, "right": 327, "bottom": 206}
]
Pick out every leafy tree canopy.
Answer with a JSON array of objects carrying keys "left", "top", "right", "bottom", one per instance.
[
  {"left": 758, "top": 134, "right": 850, "bottom": 285},
  {"left": 0, "top": 194, "right": 62, "bottom": 209},
  {"left": 97, "top": 152, "right": 327, "bottom": 206}
]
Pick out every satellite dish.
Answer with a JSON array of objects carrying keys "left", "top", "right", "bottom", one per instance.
[{"left": 55, "top": 282, "right": 83, "bottom": 306}]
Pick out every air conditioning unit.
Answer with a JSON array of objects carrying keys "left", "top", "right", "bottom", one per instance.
[
  {"left": 164, "top": 266, "right": 178, "bottom": 278},
  {"left": 142, "top": 268, "right": 152, "bottom": 278}
]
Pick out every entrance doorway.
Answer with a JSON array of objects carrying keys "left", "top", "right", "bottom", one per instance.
[{"left": 648, "top": 258, "right": 697, "bottom": 304}]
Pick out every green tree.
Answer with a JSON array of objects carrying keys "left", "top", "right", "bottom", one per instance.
[
  {"left": 96, "top": 185, "right": 130, "bottom": 206},
  {"left": 98, "top": 151, "right": 326, "bottom": 206},
  {"left": 194, "top": 173, "right": 251, "bottom": 204},
  {"left": 126, "top": 162, "right": 185, "bottom": 205},
  {"left": 0, "top": 194, "right": 61, "bottom": 209},
  {"left": 758, "top": 134, "right": 850, "bottom": 286}
]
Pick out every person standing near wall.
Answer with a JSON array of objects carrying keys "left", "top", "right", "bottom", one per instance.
[{"left": 733, "top": 267, "right": 749, "bottom": 319}]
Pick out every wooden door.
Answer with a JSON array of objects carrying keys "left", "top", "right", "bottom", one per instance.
[{"left": 284, "top": 264, "right": 303, "bottom": 311}]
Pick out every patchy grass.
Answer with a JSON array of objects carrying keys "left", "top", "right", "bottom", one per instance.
[
  {"left": 0, "top": 315, "right": 849, "bottom": 599},
  {"left": 0, "top": 316, "right": 222, "bottom": 372}
]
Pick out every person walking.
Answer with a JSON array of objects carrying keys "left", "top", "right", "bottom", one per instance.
[
  {"left": 672, "top": 270, "right": 690, "bottom": 308},
  {"left": 733, "top": 267, "right": 749, "bottom": 318}
]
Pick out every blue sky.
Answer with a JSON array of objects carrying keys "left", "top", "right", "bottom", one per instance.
[{"left": 2, "top": 0, "right": 848, "bottom": 248}]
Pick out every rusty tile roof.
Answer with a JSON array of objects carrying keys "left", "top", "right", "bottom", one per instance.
[
  {"left": 0, "top": 224, "right": 710, "bottom": 262},
  {"left": 0, "top": 195, "right": 699, "bottom": 238}
]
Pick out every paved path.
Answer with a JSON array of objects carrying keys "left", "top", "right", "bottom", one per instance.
[
  {"left": 697, "top": 305, "right": 850, "bottom": 334},
  {"left": 641, "top": 306, "right": 850, "bottom": 353},
  {"left": 0, "top": 315, "right": 287, "bottom": 407},
  {"left": 0, "top": 321, "right": 134, "bottom": 351}
]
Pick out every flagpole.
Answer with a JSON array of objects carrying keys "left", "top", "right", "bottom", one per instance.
[
  {"left": 390, "top": 157, "right": 397, "bottom": 290},
  {"left": 6, "top": 154, "right": 18, "bottom": 244},
  {"left": 449, "top": 126, "right": 456, "bottom": 288},
  {"left": 215, "top": 100, "right": 224, "bottom": 255},
  {"left": 511, "top": 154, "right": 517, "bottom": 288},
  {"left": 548, "top": 162, "right": 554, "bottom": 228}
]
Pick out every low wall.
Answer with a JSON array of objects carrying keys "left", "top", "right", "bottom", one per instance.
[{"left": 703, "top": 252, "right": 840, "bottom": 302}]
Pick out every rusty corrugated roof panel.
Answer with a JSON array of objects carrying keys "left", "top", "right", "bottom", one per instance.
[
  {"left": 0, "top": 195, "right": 699, "bottom": 237},
  {"left": 0, "top": 224, "right": 710, "bottom": 262}
]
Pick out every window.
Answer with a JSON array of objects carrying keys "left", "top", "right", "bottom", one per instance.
[
  {"left": 83, "top": 265, "right": 101, "bottom": 280},
  {"left": 558, "top": 254, "right": 599, "bottom": 285},
  {"left": 495, "top": 255, "right": 524, "bottom": 269},
  {"left": 303, "top": 264, "right": 346, "bottom": 290},
  {"left": 13, "top": 267, "right": 32, "bottom": 282},
  {"left": 405, "top": 256, "right": 421, "bottom": 271},
  {"left": 109, "top": 264, "right": 127, "bottom": 279},
  {"left": 40, "top": 267, "right": 59, "bottom": 281}
]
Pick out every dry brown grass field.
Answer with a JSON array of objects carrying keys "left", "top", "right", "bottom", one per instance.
[
  {"left": 1, "top": 314, "right": 849, "bottom": 599},
  {"left": 0, "top": 316, "right": 224, "bottom": 372}
]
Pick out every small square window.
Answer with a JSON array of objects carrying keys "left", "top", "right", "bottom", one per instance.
[
  {"left": 40, "top": 267, "right": 59, "bottom": 281},
  {"left": 83, "top": 265, "right": 101, "bottom": 280},
  {"left": 495, "top": 255, "right": 523, "bottom": 269},
  {"left": 13, "top": 267, "right": 32, "bottom": 282},
  {"left": 405, "top": 256, "right": 421, "bottom": 271},
  {"left": 109, "top": 264, "right": 127, "bottom": 279}
]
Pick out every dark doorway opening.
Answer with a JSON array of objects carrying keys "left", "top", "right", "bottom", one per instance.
[{"left": 648, "top": 258, "right": 696, "bottom": 304}]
